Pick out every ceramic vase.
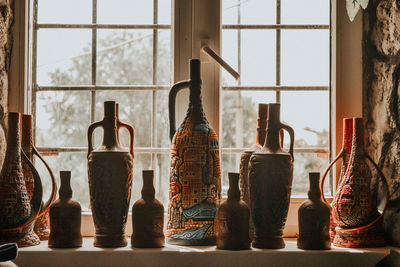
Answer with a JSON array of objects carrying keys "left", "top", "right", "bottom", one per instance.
[
  {"left": 167, "top": 59, "right": 221, "bottom": 246},
  {"left": 321, "top": 118, "right": 389, "bottom": 248},
  {"left": 297, "top": 172, "right": 330, "bottom": 250},
  {"left": 131, "top": 170, "right": 165, "bottom": 248},
  {"left": 21, "top": 114, "right": 57, "bottom": 240},
  {"left": 216, "top": 173, "right": 250, "bottom": 250},
  {"left": 248, "top": 103, "right": 294, "bottom": 249},
  {"left": 238, "top": 103, "right": 268, "bottom": 241},
  {"left": 49, "top": 171, "right": 82, "bottom": 248},
  {"left": 0, "top": 112, "right": 43, "bottom": 247},
  {"left": 87, "top": 101, "right": 134, "bottom": 248}
]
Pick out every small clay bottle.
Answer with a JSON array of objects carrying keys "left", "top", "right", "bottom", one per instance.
[
  {"left": 215, "top": 173, "right": 250, "bottom": 250},
  {"left": 131, "top": 170, "right": 165, "bottom": 248},
  {"left": 297, "top": 172, "right": 330, "bottom": 250},
  {"left": 49, "top": 171, "right": 82, "bottom": 248}
]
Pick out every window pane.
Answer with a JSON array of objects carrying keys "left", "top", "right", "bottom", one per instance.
[
  {"left": 157, "top": 30, "right": 171, "bottom": 85},
  {"left": 222, "top": 0, "right": 276, "bottom": 25},
  {"left": 221, "top": 30, "right": 238, "bottom": 86},
  {"left": 280, "top": 91, "right": 329, "bottom": 148},
  {"left": 38, "top": 0, "right": 92, "bottom": 24},
  {"left": 241, "top": 30, "right": 276, "bottom": 86},
  {"left": 35, "top": 91, "right": 91, "bottom": 147},
  {"left": 282, "top": 0, "right": 330, "bottom": 25},
  {"left": 155, "top": 91, "right": 170, "bottom": 148},
  {"left": 281, "top": 30, "right": 329, "bottom": 86},
  {"left": 158, "top": 0, "right": 172, "bottom": 24},
  {"left": 95, "top": 91, "right": 152, "bottom": 147},
  {"left": 97, "top": 0, "right": 153, "bottom": 24},
  {"left": 96, "top": 30, "right": 153, "bottom": 85},
  {"left": 221, "top": 91, "right": 275, "bottom": 149},
  {"left": 36, "top": 29, "right": 91, "bottom": 86}
]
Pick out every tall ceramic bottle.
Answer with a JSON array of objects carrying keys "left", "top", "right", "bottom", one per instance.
[
  {"left": 49, "top": 171, "right": 82, "bottom": 248},
  {"left": 297, "top": 172, "right": 330, "bottom": 250},
  {"left": 0, "top": 112, "right": 43, "bottom": 247},
  {"left": 21, "top": 114, "right": 57, "bottom": 240},
  {"left": 215, "top": 173, "right": 250, "bottom": 250},
  {"left": 167, "top": 59, "right": 221, "bottom": 245},
  {"left": 248, "top": 103, "right": 294, "bottom": 249},
  {"left": 131, "top": 170, "right": 165, "bottom": 248},
  {"left": 87, "top": 101, "right": 134, "bottom": 248},
  {"left": 320, "top": 118, "right": 353, "bottom": 240}
]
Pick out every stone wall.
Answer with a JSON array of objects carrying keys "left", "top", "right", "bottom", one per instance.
[
  {"left": 0, "top": 0, "right": 13, "bottom": 166},
  {"left": 364, "top": 0, "right": 400, "bottom": 245}
]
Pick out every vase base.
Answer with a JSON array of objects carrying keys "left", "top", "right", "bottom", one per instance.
[
  {"left": 166, "top": 237, "right": 216, "bottom": 246},
  {"left": 0, "top": 224, "right": 40, "bottom": 248},
  {"left": 297, "top": 239, "right": 331, "bottom": 250},
  {"left": 333, "top": 224, "right": 386, "bottom": 248},
  {"left": 252, "top": 237, "right": 285, "bottom": 249},
  {"left": 131, "top": 236, "right": 165, "bottom": 248},
  {"left": 94, "top": 234, "right": 127, "bottom": 248}
]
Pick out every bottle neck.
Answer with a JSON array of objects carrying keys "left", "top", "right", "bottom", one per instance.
[
  {"left": 350, "top": 118, "right": 364, "bottom": 158},
  {"left": 227, "top": 173, "right": 240, "bottom": 201},
  {"left": 7, "top": 113, "right": 21, "bottom": 153},
  {"left": 255, "top": 104, "right": 268, "bottom": 146},
  {"left": 142, "top": 171, "right": 155, "bottom": 201},
  {"left": 308, "top": 173, "right": 322, "bottom": 201},
  {"left": 59, "top": 172, "right": 72, "bottom": 200},
  {"left": 187, "top": 82, "right": 207, "bottom": 124},
  {"left": 21, "top": 115, "right": 33, "bottom": 151},
  {"left": 342, "top": 118, "right": 353, "bottom": 154},
  {"left": 102, "top": 115, "right": 118, "bottom": 148}
]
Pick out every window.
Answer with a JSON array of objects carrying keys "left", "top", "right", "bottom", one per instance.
[{"left": 29, "top": 0, "right": 332, "bottom": 213}]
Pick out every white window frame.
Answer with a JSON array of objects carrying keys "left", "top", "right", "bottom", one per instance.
[{"left": 8, "top": 0, "right": 363, "bottom": 237}]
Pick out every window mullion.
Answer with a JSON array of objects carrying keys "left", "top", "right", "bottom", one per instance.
[{"left": 90, "top": 0, "right": 97, "bottom": 123}]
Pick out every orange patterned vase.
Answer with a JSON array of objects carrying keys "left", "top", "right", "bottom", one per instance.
[{"left": 167, "top": 59, "right": 221, "bottom": 245}]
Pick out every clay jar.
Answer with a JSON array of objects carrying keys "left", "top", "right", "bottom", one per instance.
[
  {"left": 167, "top": 59, "right": 221, "bottom": 245},
  {"left": 21, "top": 114, "right": 57, "bottom": 241},
  {"left": 297, "top": 172, "right": 330, "bottom": 250},
  {"left": 215, "top": 173, "right": 250, "bottom": 250},
  {"left": 248, "top": 103, "right": 294, "bottom": 249},
  {"left": 131, "top": 170, "right": 165, "bottom": 248},
  {"left": 0, "top": 112, "right": 43, "bottom": 247},
  {"left": 88, "top": 101, "right": 134, "bottom": 248},
  {"left": 49, "top": 171, "right": 82, "bottom": 248}
]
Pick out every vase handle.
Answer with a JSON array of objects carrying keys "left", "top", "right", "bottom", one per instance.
[
  {"left": 320, "top": 149, "right": 344, "bottom": 204},
  {"left": 168, "top": 80, "right": 191, "bottom": 141},
  {"left": 117, "top": 120, "right": 135, "bottom": 157},
  {"left": 87, "top": 120, "right": 103, "bottom": 158},
  {"left": 280, "top": 123, "right": 295, "bottom": 159},
  {"left": 32, "top": 146, "right": 57, "bottom": 216}
]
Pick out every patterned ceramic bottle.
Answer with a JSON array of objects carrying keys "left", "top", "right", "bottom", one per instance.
[{"left": 167, "top": 59, "right": 221, "bottom": 245}]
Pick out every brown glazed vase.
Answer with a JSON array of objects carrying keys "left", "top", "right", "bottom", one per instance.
[
  {"left": 167, "top": 59, "right": 221, "bottom": 246},
  {"left": 248, "top": 103, "right": 294, "bottom": 249},
  {"left": 0, "top": 112, "right": 43, "bottom": 247},
  {"left": 21, "top": 114, "right": 57, "bottom": 241},
  {"left": 49, "top": 171, "right": 82, "bottom": 248},
  {"left": 131, "top": 170, "right": 165, "bottom": 248},
  {"left": 297, "top": 172, "right": 330, "bottom": 250},
  {"left": 238, "top": 103, "right": 268, "bottom": 241},
  {"left": 87, "top": 101, "right": 134, "bottom": 248},
  {"left": 215, "top": 173, "right": 250, "bottom": 250},
  {"left": 320, "top": 118, "right": 353, "bottom": 241}
]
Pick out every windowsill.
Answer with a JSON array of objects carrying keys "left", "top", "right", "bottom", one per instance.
[{"left": 14, "top": 238, "right": 396, "bottom": 267}]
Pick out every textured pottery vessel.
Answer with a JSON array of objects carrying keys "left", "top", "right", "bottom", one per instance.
[
  {"left": 216, "top": 173, "right": 250, "bottom": 250},
  {"left": 322, "top": 118, "right": 389, "bottom": 248},
  {"left": 21, "top": 114, "right": 57, "bottom": 241},
  {"left": 248, "top": 103, "right": 294, "bottom": 249},
  {"left": 238, "top": 103, "right": 268, "bottom": 241},
  {"left": 297, "top": 172, "right": 330, "bottom": 250},
  {"left": 320, "top": 118, "right": 353, "bottom": 241},
  {"left": 88, "top": 101, "right": 134, "bottom": 248},
  {"left": 0, "top": 112, "right": 43, "bottom": 247},
  {"left": 131, "top": 170, "right": 165, "bottom": 248},
  {"left": 167, "top": 59, "right": 221, "bottom": 246},
  {"left": 49, "top": 171, "right": 82, "bottom": 248}
]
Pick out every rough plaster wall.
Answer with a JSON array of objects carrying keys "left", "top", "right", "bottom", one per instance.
[
  {"left": 364, "top": 0, "right": 400, "bottom": 245},
  {"left": 0, "top": 0, "right": 13, "bottom": 167}
]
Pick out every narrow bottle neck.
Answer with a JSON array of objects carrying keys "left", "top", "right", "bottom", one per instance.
[
  {"left": 227, "top": 173, "right": 240, "bottom": 201},
  {"left": 308, "top": 173, "right": 322, "bottom": 200},
  {"left": 187, "top": 83, "right": 206, "bottom": 123},
  {"left": 21, "top": 115, "right": 33, "bottom": 150},
  {"left": 342, "top": 118, "right": 353, "bottom": 154},
  {"left": 264, "top": 121, "right": 281, "bottom": 152},
  {"left": 102, "top": 116, "right": 118, "bottom": 148},
  {"left": 256, "top": 118, "right": 267, "bottom": 147},
  {"left": 7, "top": 113, "right": 21, "bottom": 151},
  {"left": 59, "top": 172, "right": 72, "bottom": 200},
  {"left": 350, "top": 118, "right": 365, "bottom": 158},
  {"left": 142, "top": 171, "right": 155, "bottom": 201}
]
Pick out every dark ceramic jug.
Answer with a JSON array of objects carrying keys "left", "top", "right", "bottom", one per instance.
[
  {"left": 297, "top": 172, "right": 330, "bottom": 250},
  {"left": 248, "top": 103, "right": 294, "bottom": 249},
  {"left": 131, "top": 170, "right": 165, "bottom": 248},
  {"left": 88, "top": 101, "right": 134, "bottom": 248},
  {"left": 167, "top": 59, "right": 221, "bottom": 246},
  {"left": 21, "top": 114, "right": 57, "bottom": 241},
  {"left": 215, "top": 173, "right": 250, "bottom": 250},
  {"left": 49, "top": 171, "right": 82, "bottom": 248},
  {"left": 0, "top": 112, "right": 43, "bottom": 247}
]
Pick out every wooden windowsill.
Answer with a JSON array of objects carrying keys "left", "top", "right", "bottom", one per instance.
[{"left": 14, "top": 238, "right": 396, "bottom": 267}]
